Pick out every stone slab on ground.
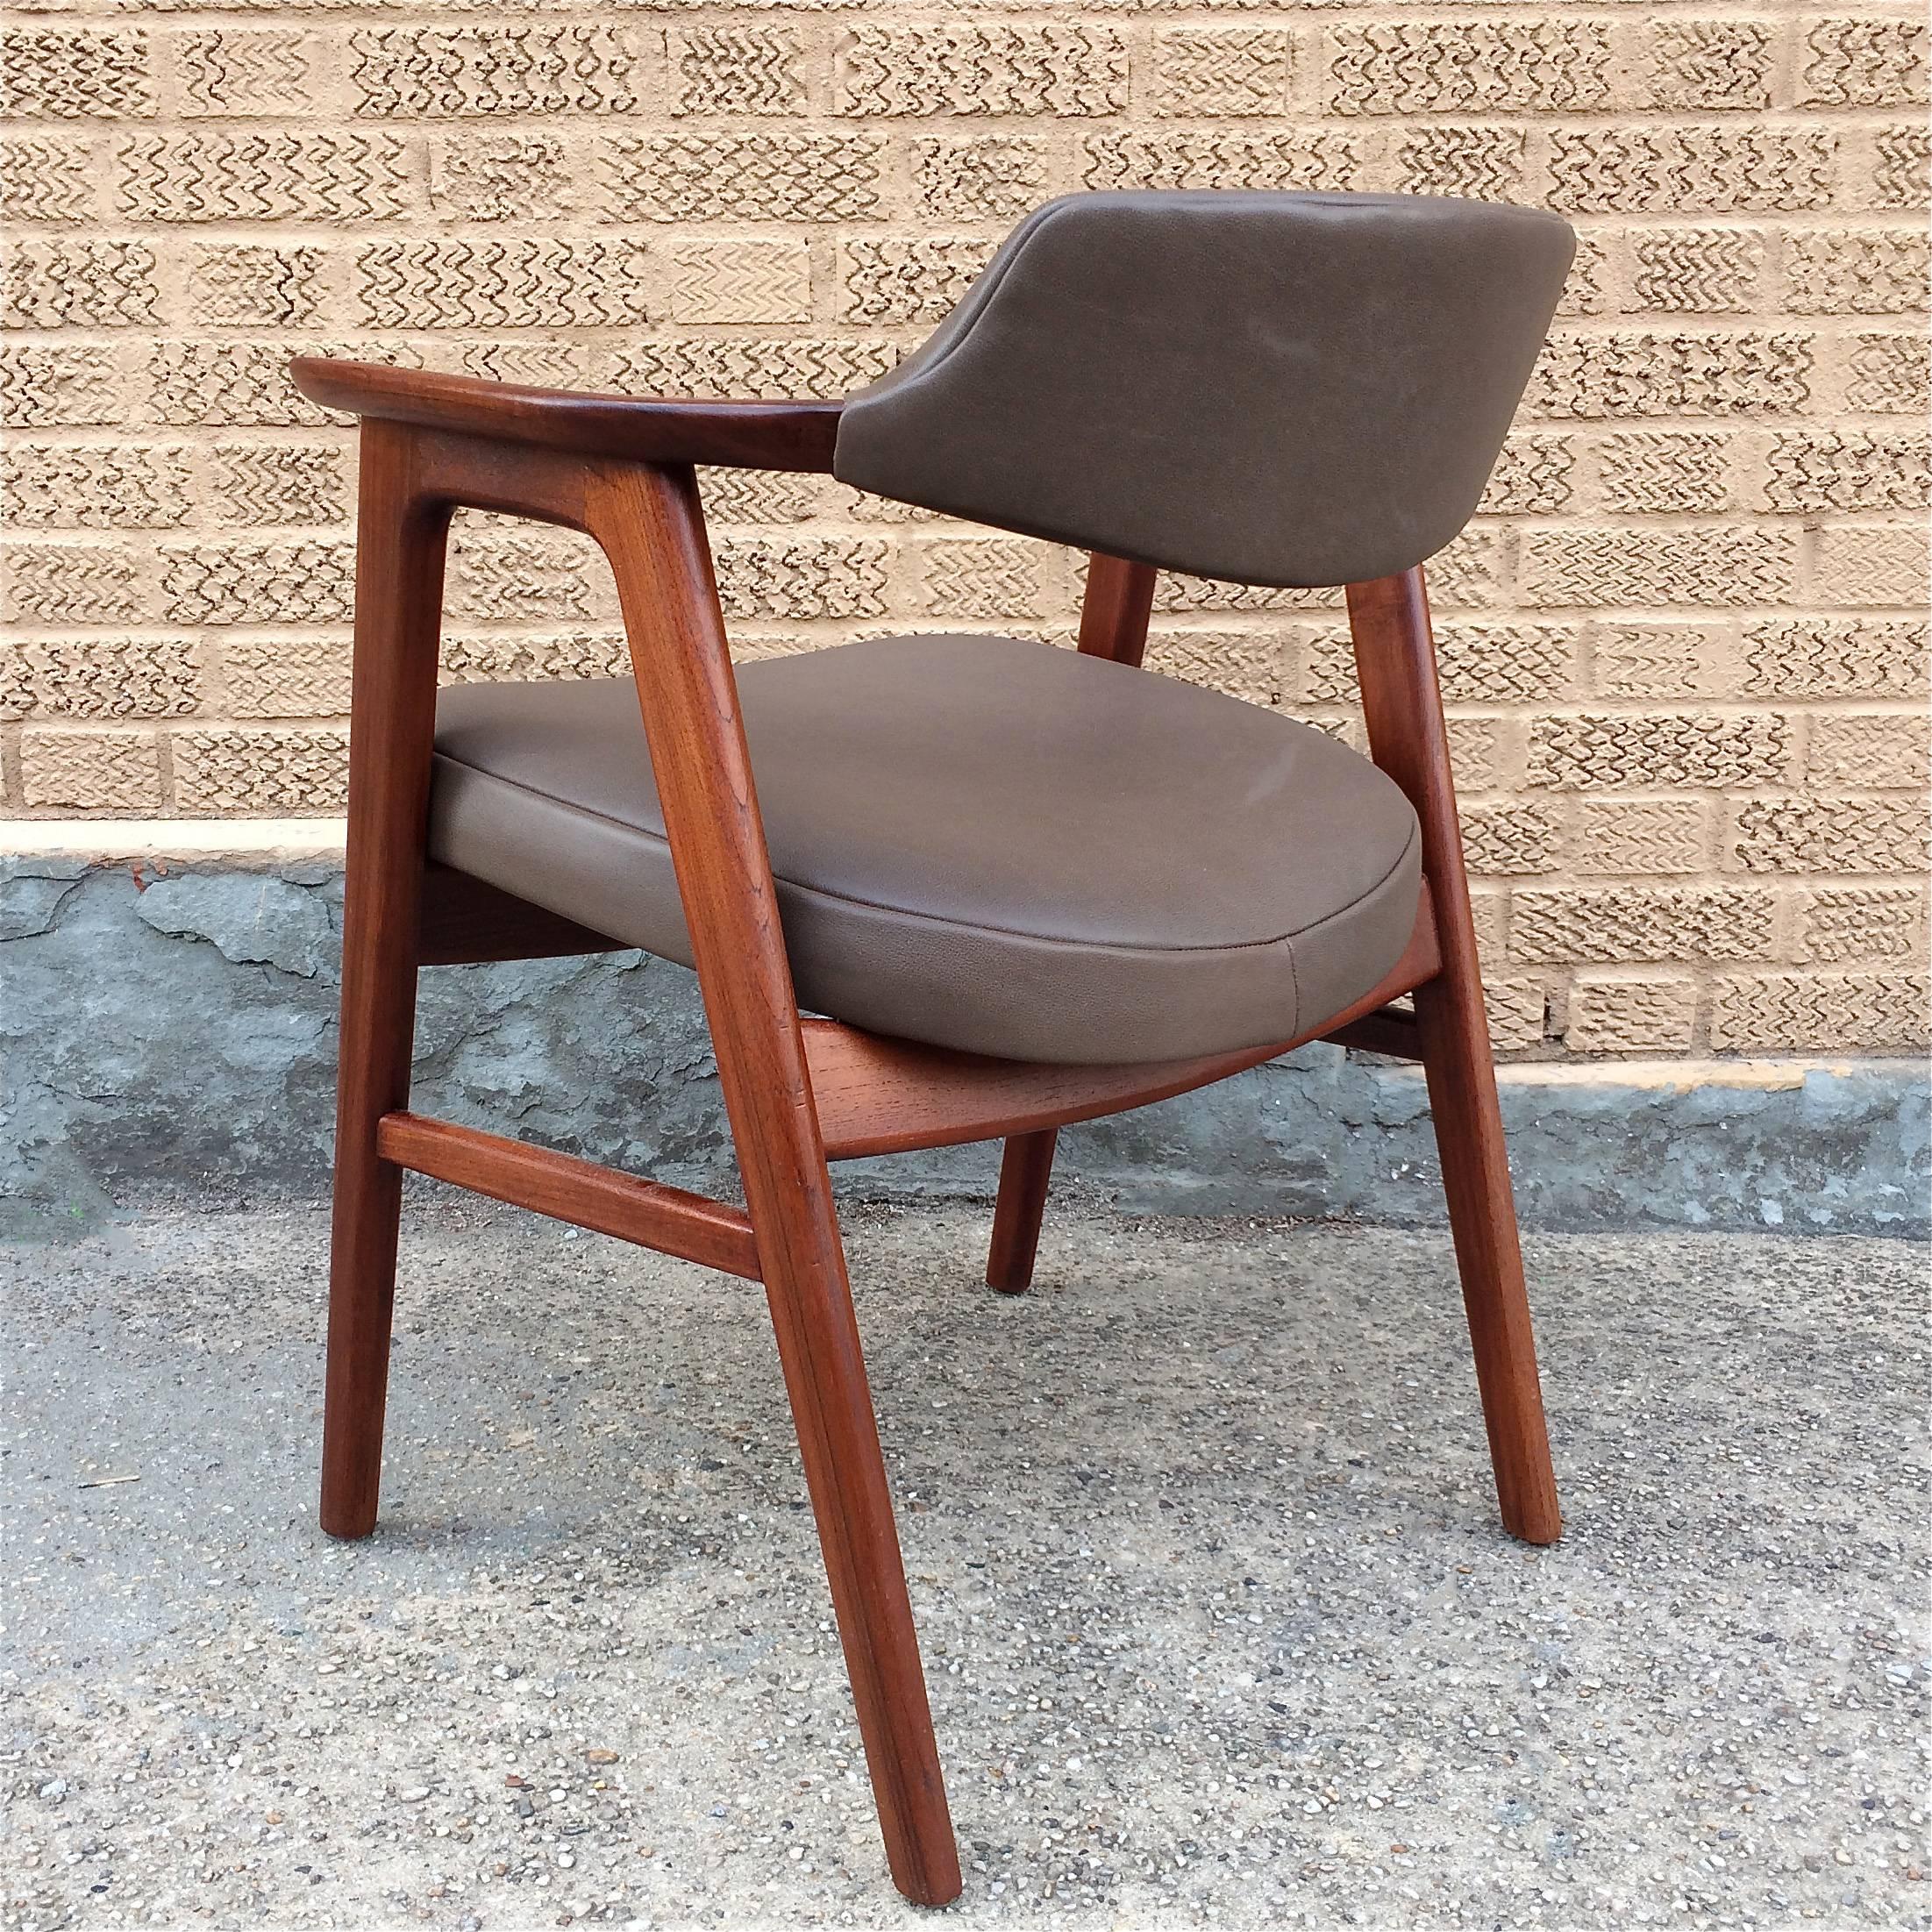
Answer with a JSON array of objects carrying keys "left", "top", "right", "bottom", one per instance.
[
  {"left": 4, "top": 859, "right": 1927, "bottom": 1238},
  {"left": 3, "top": 1198, "right": 1926, "bottom": 1929}
]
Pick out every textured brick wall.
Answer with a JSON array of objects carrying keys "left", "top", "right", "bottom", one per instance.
[{"left": 3, "top": 3, "right": 1928, "bottom": 1059}]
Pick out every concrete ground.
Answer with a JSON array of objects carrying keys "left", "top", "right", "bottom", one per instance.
[{"left": 2, "top": 1194, "right": 1926, "bottom": 1932}]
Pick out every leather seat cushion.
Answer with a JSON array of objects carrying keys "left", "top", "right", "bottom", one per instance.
[{"left": 429, "top": 634, "right": 1422, "bottom": 1065}]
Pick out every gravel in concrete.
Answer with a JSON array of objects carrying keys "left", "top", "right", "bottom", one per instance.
[{"left": 3, "top": 1196, "right": 1926, "bottom": 1930}]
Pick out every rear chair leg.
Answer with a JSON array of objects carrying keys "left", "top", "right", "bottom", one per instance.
[{"left": 987, "top": 1129, "right": 1057, "bottom": 1292}]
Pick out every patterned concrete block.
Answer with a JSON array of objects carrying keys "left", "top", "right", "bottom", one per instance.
[
  {"left": 175, "top": 30, "right": 309, "bottom": 119},
  {"left": 1529, "top": 711, "right": 1792, "bottom": 790},
  {"left": 1575, "top": 800, "right": 1709, "bottom": 876},
  {"left": 1813, "top": 528, "right": 1928, "bottom": 609},
  {"left": 0, "top": 239, "right": 157, "bottom": 329},
  {"left": 1870, "top": 125, "right": 1931, "bottom": 211},
  {"left": 1597, "top": 433, "right": 1735, "bottom": 514},
  {"left": 1642, "top": 20, "right": 1773, "bottom": 111},
  {"left": 160, "top": 540, "right": 357, "bottom": 628},
  {"left": 673, "top": 27, "right": 803, "bottom": 118},
  {"left": 836, "top": 26, "right": 1127, "bottom": 118},
  {"left": 118, "top": 134, "right": 410, "bottom": 224},
  {"left": 1, "top": 29, "right": 153, "bottom": 121},
  {"left": 1628, "top": 229, "right": 1764, "bottom": 315},
  {"left": 1325, "top": 23, "right": 1611, "bottom": 116},
  {"left": 439, "top": 632, "right": 630, "bottom": 689},
  {"left": 610, "top": 338, "right": 896, "bottom": 403},
  {"left": 1511, "top": 887, "right": 1775, "bottom": 963},
  {"left": 714, "top": 538, "right": 889, "bottom": 623},
  {"left": 1592, "top": 625, "right": 1730, "bottom": 701},
  {"left": 1, "top": 445, "right": 192, "bottom": 531},
  {"left": 431, "top": 134, "right": 576, "bottom": 225},
  {"left": 1151, "top": 30, "right": 1292, "bottom": 118},
  {"left": 210, "top": 446, "right": 351, "bottom": 528},
  {"left": 1728, "top": 798, "right": 1929, "bottom": 874},
  {"left": 1519, "top": 528, "right": 1799, "bottom": 608},
  {"left": 147, "top": 340, "right": 416, "bottom": 428},
  {"left": 448, "top": 519, "right": 597, "bottom": 626},
  {"left": 3, "top": 543, "right": 147, "bottom": 627},
  {"left": 217, "top": 640, "right": 353, "bottom": 720},
  {"left": 171, "top": 726, "right": 349, "bottom": 814},
  {"left": 1843, "top": 332, "right": 1930, "bottom": 413},
  {"left": 189, "top": 245, "right": 325, "bottom": 329},
  {"left": 1807, "top": 713, "right": 1929, "bottom": 791},
  {"left": 840, "top": 237, "right": 995, "bottom": 325},
  {"left": 0, "top": 347, "right": 121, "bottom": 428},
  {"left": 1565, "top": 977, "right": 1698, "bottom": 1053},
  {"left": 1083, "top": 130, "right": 1364, "bottom": 195},
  {"left": 1528, "top": 332, "right": 1812, "bottom": 419},
  {"left": 912, "top": 136, "right": 1046, "bottom": 221},
  {"left": 1544, "top": 126, "right": 1832, "bottom": 213},
  {"left": 1786, "top": 230, "right": 1930, "bottom": 317},
  {"left": 1, "top": 135, "right": 96, "bottom": 223},
  {"left": 917, "top": 538, "right": 1049, "bottom": 621},
  {"left": 1711, "top": 973, "right": 1928, "bottom": 1052},
  {"left": 1479, "top": 436, "right": 1575, "bottom": 516},
  {"left": 604, "top": 133, "right": 881, "bottom": 225},
  {"left": 1798, "top": 887, "right": 1924, "bottom": 963},
  {"left": 1397, "top": 125, "right": 1527, "bottom": 200},
  {"left": 1742, "top": 619, "right": 1928, "bottom": 698},
  {"left": 21, "top": 729, "right": 162, "bottom": 811},
  {"left": 1763, "top": 431, "right": 1929, "bottom": 515},
  {"left": 1799, "top": 17, "right": 1928, "bottom": 106},
  {"left": 667, "top": 239, "right": 811, "bottom": 326},
  {"left": 1461, "top": 802, "right": 1562, "bottom": 877},
  {"left": 1, "top": 637, "right": 199, "bottom": 724},
  {"left": 352, "top": 26, "right": 642, "bottom": 119},
  {"left": 357, "top": 240, "right": 652, "bottom": 330}
]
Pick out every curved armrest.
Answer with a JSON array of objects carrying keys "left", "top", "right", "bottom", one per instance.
[{"left": 288, "top": 358, "right": 842, "bottom": 473}]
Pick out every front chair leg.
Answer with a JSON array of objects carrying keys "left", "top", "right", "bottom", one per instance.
[
  {"left": 322, "top": 423, "right": 449, "bottom": 1541},
  {"left": 758, "top": 1178, "right": 964, "bottom": 1906},
  {"left": 591, "top": 461, "right": 960, "bottom": 1904},
  {"left": 986, "top": 1129, "right": 1057, "bottom": 1292}
]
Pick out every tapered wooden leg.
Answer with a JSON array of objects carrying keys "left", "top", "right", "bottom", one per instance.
[
  {"left": 594, "top": 463, "right": 961, "bottom": 1905},
  {"left": 1348, "top": 569, "right": 1560, "bottom": 1546},
  {"left": 756, "top": 1180, "right": 963, "bottom": 1904},
  {"left": 987, "top": 1129, "right": 1056, "bottom": 1292},
  {"left": 971, "top": 554, "right": 1155, "bottom": 1302},
  {"left": 321, "top": 423, "right": 449, "bottom": 1542},
  {"left": 1414, "top": 975, "right": 1561, "bottom": 1544}
]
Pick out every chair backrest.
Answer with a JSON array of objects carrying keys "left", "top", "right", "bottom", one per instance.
[{"left": 831, "top": 191, "right": 1573, "bottom": 590}]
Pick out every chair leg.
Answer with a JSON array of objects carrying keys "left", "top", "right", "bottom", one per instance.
[
  {"left": 1414, "top": 968, "right": 1562, "bottom": 1546},
  {"left": 321, "top": 423, "right": 448, "bottom": 1541},
  {"left": 987, "top": 1129, "right": 1056, "bottom": 1292},
  {"left": 589, "top": 465, "right": 960, "bottom": 1904},
  {"left": 756, "top": 1173, "right": 963, "bottom": 1906},
  {"left": 321, "top": 954, "right": 413, "bottom": 1542},
  {"left": 1346, "top": 567, "right": 1559, "bottom": 1548}
]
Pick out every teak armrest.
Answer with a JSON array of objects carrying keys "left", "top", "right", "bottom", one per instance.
[{"left": 287, "top": 358, "right": 842, "bottom": 473}]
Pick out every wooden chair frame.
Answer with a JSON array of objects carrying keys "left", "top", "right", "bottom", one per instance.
[{"left": 295, "top": 360, "right": 1559, "bottom": 1910}]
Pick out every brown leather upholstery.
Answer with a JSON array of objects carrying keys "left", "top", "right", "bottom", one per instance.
[
  {"left": 430, "top": 637, "right": 1422, "bottom": 1065},
  {"left": 833, "top": 191, "right": 1573, "bottom": 589}
]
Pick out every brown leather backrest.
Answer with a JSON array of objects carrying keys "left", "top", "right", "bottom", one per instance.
[{"left": 831, "top": 191, "right": 1574, "bottom": 590}]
